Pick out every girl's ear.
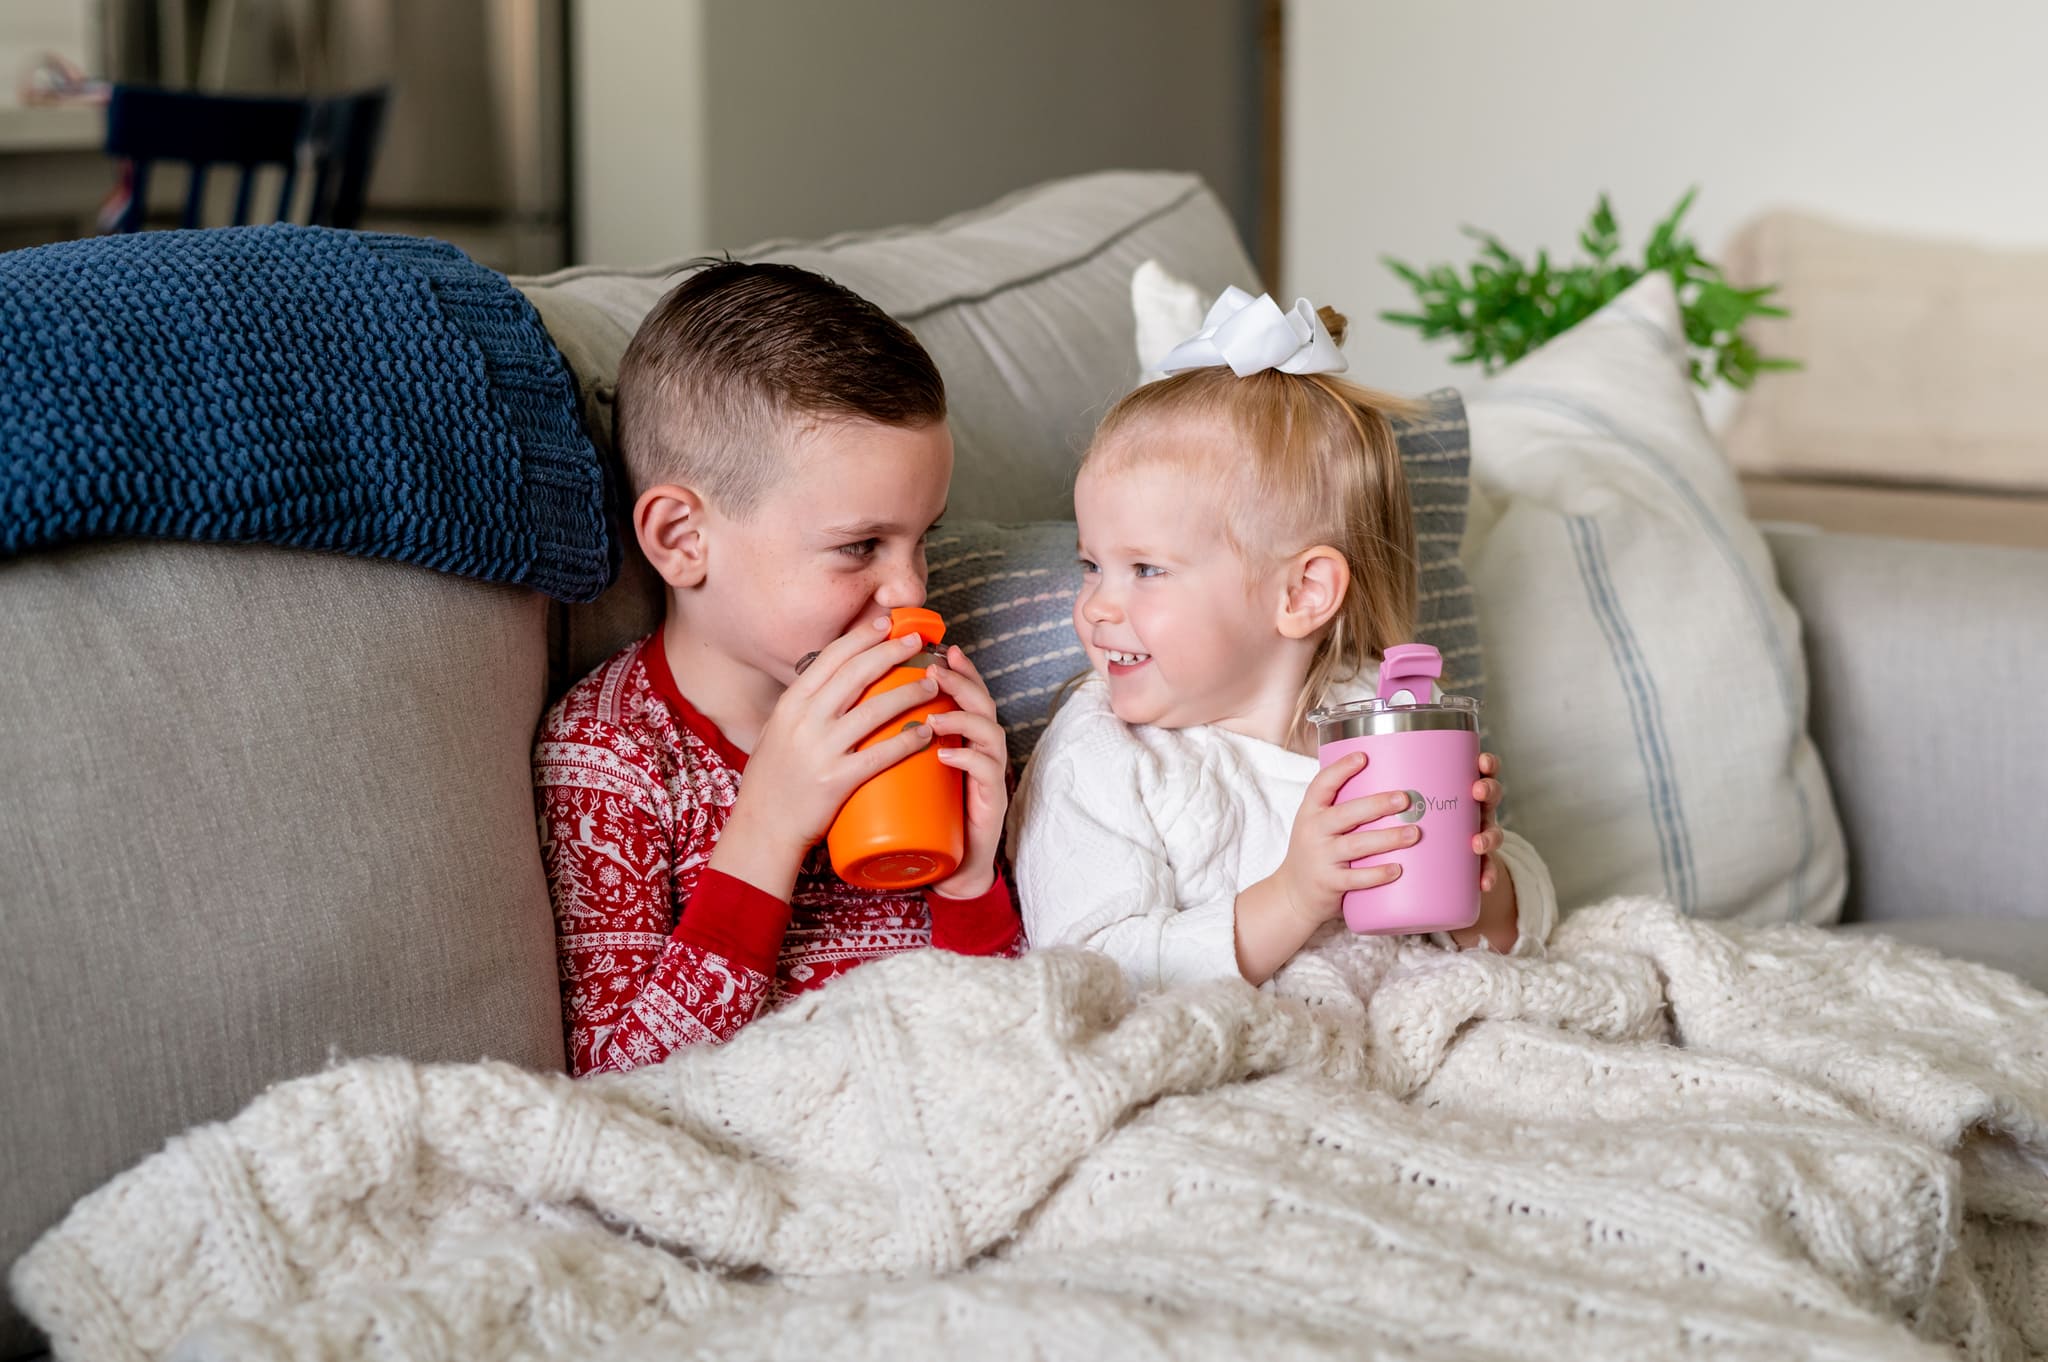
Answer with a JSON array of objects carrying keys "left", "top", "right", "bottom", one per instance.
[
  {"left": 1276, "top": 545, "right": 1349, "bottom": 640},
  {"left": 634, "top": 483, "right": 711, "bottom": 589}
]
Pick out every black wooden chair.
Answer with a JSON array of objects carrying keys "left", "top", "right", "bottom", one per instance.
[{"left": 102, "top": 84, "right": 389, "bottom": 232}]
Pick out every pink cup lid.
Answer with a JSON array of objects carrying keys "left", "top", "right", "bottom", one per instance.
[
  {"left": 1376, "top": 643, "right": 1442, "bottom": 705},
  {"left": 1308, "top": 643, "right": 1479, "bottom": 740}
]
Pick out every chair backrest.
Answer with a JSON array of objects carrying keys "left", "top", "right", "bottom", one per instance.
[
  {"left": 306, "top": 88, "right": 390, "bottom": 231},
  {"left": 102, "top": 84, "right": 390, "bottom": 232}
]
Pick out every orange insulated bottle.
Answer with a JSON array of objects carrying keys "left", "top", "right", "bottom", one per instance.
[{"left": 826, "top": 606, "right": 965, "bottom": 889}]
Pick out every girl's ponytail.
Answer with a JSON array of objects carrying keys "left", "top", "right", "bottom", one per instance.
[{"left": 1295, "top": 363, "right": 1418, "bottom": 736}]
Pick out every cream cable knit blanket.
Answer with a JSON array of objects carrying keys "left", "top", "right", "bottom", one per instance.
[{"left": 12, "top": 900, "right": 2048, "bottom": 1362}]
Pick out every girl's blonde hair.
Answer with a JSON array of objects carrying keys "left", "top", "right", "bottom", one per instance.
[{"left": 1083, "top": 307, "right": 1423, "bottom": 737}]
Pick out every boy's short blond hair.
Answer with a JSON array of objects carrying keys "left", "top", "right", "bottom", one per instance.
[{"left": 613, "top": 260, "right": 947, "bottom": 514}]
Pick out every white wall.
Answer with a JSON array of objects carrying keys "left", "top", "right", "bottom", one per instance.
[{"left": 1284, "top": 0, "right": 2048, "bottom": 400}]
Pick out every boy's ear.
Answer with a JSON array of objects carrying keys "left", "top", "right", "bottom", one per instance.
[
  {"left": 633, "top": 483, "right": 711, "bottom": 589},
  {"left": 1275, "top": 545, "right": 1349, "bottom": 640}
]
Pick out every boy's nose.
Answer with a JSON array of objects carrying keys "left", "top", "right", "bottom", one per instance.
[
  {"left": 874, "top": 566, "right": 925, "bottom": 611},
  {"left": 1081, "top": 589, "right": 1121, "bottom": 625}
]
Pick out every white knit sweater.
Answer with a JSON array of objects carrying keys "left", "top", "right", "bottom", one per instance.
[{"left": 1010, "top": 673, "right": 1559, "bottom": 991}]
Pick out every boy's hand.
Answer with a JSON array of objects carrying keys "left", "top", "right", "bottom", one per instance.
[
  {"left": 1450, "top": 751, "right": 1519, "bottom": 952},
  {"left": 923, "top": 647, "right": 1009, "bottom": 899},
  {"left": 711, "top": 617, "right": 941, "bottom": 897},
  {"left": 1233, "top": 751, "right": 1415, "bottom": 985}
]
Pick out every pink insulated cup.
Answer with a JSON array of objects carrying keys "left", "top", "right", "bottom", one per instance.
[{"left": 1309, "top": 643, "right": 1482, "bottom": 935}]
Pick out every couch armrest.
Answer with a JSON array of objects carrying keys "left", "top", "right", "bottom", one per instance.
[{"left": 1764, "top": 526, "right": 2048, "bottom": 923}]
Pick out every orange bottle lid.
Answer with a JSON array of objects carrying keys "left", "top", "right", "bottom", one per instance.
[{"left": 887, "top": 606, "right": 946, "bottom": 645}]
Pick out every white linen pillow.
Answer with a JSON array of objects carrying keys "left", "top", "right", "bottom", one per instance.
[{"left": 1462, "top": 273, "right": 1847, "bottom": 923}]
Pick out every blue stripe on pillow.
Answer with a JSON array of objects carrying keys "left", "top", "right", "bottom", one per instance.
[{"left": 1567, "top": 514, "right": 1697, "bottom": 913}]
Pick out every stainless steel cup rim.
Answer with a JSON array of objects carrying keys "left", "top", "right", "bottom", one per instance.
[
  {"left": 1310, "top": 693, "right": 1480, "bottom": 741},
  {"left": 794, "top": 644, "right": 947, "bottom": 676}
]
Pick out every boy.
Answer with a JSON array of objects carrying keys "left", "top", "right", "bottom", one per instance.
[{"left": 535, "top": 262, "right": 1021, "bottom": 1075}]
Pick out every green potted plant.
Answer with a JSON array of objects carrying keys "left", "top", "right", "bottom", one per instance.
[{"left": 1381, "top": 189, "right": 1796, "bottom": 389}]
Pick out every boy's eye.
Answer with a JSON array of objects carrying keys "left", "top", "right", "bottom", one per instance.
[
  {"left": 1134, "top": 563, "right": 1165, "bottom": 579},
  {"left": 838, "top": 539, "right": 880, "bottom": 560},
  {"left": 1077, "top": 557, "right": 1098, "bottom": 575}
]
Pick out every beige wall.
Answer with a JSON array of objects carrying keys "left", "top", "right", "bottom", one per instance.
[
  {"left": 574, "top": 0, "right": 1260, "bottom": 267},
  {"left": 1284, "top": 0, "right": 2048, "bottom": 400}
]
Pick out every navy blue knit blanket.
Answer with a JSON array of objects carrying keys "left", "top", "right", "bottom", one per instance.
[{"left": 0, "top": 225, "right": 614, "bottom": 601}]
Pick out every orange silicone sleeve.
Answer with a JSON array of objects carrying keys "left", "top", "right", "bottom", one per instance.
[{"left": 825, "top": 611, "right": 966, "bottom": 889}]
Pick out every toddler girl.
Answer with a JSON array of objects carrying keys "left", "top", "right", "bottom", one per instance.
[{"left": 1009, "top": 288, "right": 1555, "bottom": 993}]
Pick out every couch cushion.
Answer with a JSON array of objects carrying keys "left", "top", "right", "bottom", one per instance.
[
  {"left": 1463, "top": 274, "right": 1848, "bottom": 926},
  {"left": 522, "top": 171, "right": 1262, "bottom": 697},
  {"left": 0, "top": 543, "right": 565, "bottom": 1360},
  {"left": 1724, "top": 211, "right": 2048, "bottom": 495},
  {"left": 519, "top": 170, "right": 1256, "bottom": 526},
  {"left": 1834, "top": 918, "right": 2048, "bottom": 994},
  {"left": 1765, "top": 528, "right": 2048, "bottom": 925}
]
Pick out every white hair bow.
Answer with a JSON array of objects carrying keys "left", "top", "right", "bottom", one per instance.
[{"left": 1156, "top": 284, "right": 1348, "bottom": 378}]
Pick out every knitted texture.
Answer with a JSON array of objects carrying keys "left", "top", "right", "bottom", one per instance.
[
  {"left": 0, "top": 225, "right": 614, "bottom": 601},
  {"left": 12, "top": 901, "right": 2048, "bottom": 1361}
]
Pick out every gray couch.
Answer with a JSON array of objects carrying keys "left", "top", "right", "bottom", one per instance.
[{"left": 3, "top": 171, "right": 2043, "bottom": 1360}]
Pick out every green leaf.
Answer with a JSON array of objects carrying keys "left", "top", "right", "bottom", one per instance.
[
  {"left": 1581, "top": 194, "right": 1621, "bottom": 262},
  {"left": 1692, "top": 280, "right": 1753, "bottom": 332},
  {"left": 1645, "top": 188, "right": 1705, "bottom": 276},
  {"left": 1463, "top": 226, "right": 1518, "bottom": 267},
  {"left": 1667, "top": 185, "right": 1698, "bottom": 232},
  {"left": 1382, "top": 256, "right": 1427, "bottom": 289}
]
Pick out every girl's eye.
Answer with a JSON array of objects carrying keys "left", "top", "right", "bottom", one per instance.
[
  {"left": 1134, "top": 563, "right": 1165, "bottom": 579},
  {"left": 838, "top": 539, "right": 880, "bottom": 560}
]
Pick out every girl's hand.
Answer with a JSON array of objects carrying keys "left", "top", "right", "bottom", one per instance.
[
  {"left": 1451, "top": 751, "right": 1519, "bottom": 952},
  {"left": 1277, "top": 751, "right": 1419, "bottom": 929},
  {"left": 924, "top": 646, "right": 1010, "bottom": 900},
  {"left": 1233, "top": 751, "right": 1416, "bottom": 985}
]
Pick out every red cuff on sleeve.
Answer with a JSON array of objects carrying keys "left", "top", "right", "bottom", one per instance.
[
  {"left": 925, "top": 870, "right": 1022, "bottom": 957},
  {"left": 673, "top": 868, "right": 791, "bottom": 977}
]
